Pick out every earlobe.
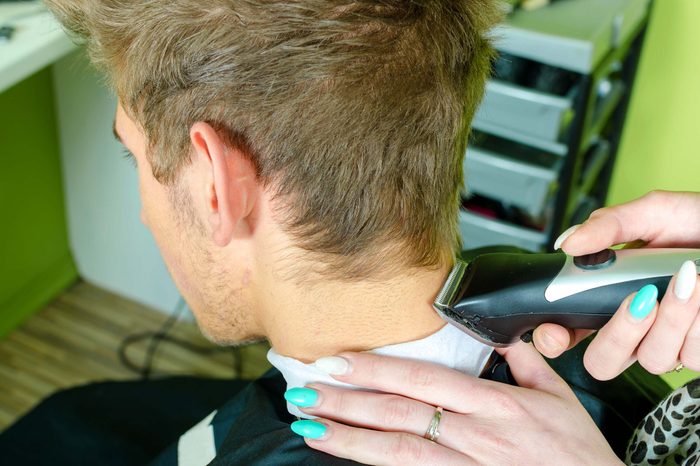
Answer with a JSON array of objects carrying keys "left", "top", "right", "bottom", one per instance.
[
  {"left": 209, "top": 212, "right": 227, "bottom": 247},
  {"left": 189, "top": 122, "right": 257, "bottom": 247}
]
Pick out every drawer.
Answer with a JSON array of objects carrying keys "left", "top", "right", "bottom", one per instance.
[
  {"left": 473, "top": 80, "right": 575, "bottom": 145},
  {"left": 464, "top": 137, "right": 562, "bottom": 217},
  {"left": 458, "top": 210, "right": 548, "bottom": 252},
  {"left": 493, "top": 0, "right": 651, "bottom": 74}
]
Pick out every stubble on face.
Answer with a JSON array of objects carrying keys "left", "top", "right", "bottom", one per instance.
[
  {"left": 115, "top": 105, "right": 263, "bottom": 347},
  {"left": 166, "top": 181, "right": 262, "bottom": 346}
]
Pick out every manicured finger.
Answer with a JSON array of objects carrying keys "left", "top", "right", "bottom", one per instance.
[
  {"left": 680, "top": 310, "right": 700, "bottom": 371},
  {"left": 556, "top": 211, "right": 633, "bottom": 257},
  {"left": 292, "top": 385, "right": 475, "bottom": 455},
  {"left": 554, "top": 207, "right": 637, "bottom": 256},
  {"left": 297, "top": 418, "right": 473, "bottom": 466},
  {"left": 313, "top": 352, "right": 498, "bottom": 414},
  {"left": 637, "top": 264, "right": 700, "bottom": 374},
  {"left": 496, "top": 341, "right": 574, "bottom": 400},
  {"left": 556, "top": 191, "right": 700, "bottom": 256},
  {"left": 584, "top": 288, "right": 658, "bottom": 380},
  {"left": 289, "top": 385, "right": 434, "bottom": 437},
  {"left": 533, "top": 324, "right": 594, "bottom": 358}
]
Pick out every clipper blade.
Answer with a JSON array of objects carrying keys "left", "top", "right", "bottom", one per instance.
[{"left": 433, "top": 259, "right": 468, "bottom": 312}]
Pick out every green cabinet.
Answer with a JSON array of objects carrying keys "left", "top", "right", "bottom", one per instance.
[{"left": 0, "top": 67, "right": 77, "bottom": 338}]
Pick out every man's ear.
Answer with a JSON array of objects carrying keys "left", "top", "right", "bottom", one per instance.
[{"left": 189, "top": 122, "right": 258, "bottom": 247}]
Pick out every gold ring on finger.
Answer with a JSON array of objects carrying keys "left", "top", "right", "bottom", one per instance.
[{"left": 424, "top": 406, "right": 443, "bottom": 443}]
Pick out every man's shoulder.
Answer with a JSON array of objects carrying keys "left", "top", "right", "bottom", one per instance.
[{"left": 152, "top": 369, "right": 363, "bottom": 466}]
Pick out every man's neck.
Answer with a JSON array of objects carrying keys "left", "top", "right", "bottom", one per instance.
[{"left": 257, "top": 263, "right": 450, "bottom": 362}]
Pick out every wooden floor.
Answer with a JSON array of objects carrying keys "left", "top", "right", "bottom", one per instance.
[{"left": 0, "top": 281, "right": 271, "bottom": 431}]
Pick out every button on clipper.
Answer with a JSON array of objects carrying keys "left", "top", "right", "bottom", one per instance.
[{"left": 573, "top": 249, "right": 616, "bottom": 270}]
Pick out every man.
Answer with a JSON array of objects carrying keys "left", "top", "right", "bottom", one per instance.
[
  {"left": 2, "top": 1, "right": 500, "bottom": 464},
  {"left": 64, "top": 0, "right": 498, "bottom": 360},
  {"left": 0, "top": 1, "right": 664, "bottom": 465}
]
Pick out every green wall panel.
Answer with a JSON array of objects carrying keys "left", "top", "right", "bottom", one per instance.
[
  {"left": 608, "top": 0, "right": 699, "bottom": 388},
  {"left": 609, "top": 1, "right": 700, "bottom": 203},
  {"left": 0, "top": 67, "right": 77, "bottom": 338}
]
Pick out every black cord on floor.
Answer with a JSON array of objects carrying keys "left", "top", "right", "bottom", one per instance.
[{"left": 117, "top": 298, "right": 238, "bottom": 379}]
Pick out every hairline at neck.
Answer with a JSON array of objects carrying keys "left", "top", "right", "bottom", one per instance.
[{"left": 258, "top": 260, "right": 452, "bottom": 362}]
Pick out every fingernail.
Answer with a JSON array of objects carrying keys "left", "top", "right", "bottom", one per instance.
[
  {"left": 290, "top": 420, "right": 327, "bottom": 439},
  {"left": 554, "top": 225, "right": 581, "bottom": 250},
  {"left": 314, "top": 356, "right": 350, "bottom": 375},
  {"left": 673, "top": 260, "right": 697, "bottom": 302},
  {"left": 629, "top": 284, "right": 658, "bottom": 320},
  {"left": 538, "top": 331, "right": 562, "bottom": 353},
  {"left": 284, "top": 387, "right": 318, "bottom": 408}
]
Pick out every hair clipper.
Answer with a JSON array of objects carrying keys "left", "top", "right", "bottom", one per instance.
[{"left": 433, "top": 248, "right": 700, "bottom": 347}]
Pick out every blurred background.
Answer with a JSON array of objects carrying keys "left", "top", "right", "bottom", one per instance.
[{"left": 0, "top": 0, "right": 698, "bottom": 431}]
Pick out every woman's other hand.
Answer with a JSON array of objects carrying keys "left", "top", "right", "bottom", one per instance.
[
  {"left": 533, "top": 191, "right": 700, "bottom": 378},
  {"left": 286, "top": 344, "right": 622, "bottom": 466}
]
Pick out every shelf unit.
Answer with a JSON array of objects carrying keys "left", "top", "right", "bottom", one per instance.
[{"left": 460, "top": 0, "right": 651, "bottom": 252}]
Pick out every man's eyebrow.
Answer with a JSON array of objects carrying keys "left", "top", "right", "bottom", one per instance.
[{"left": 112, "top": 120, "right": 123, "bottom": 144}]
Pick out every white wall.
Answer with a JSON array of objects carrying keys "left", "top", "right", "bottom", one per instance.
[{"left": 52, "top": 50, "right": 181, "bottom": 314}]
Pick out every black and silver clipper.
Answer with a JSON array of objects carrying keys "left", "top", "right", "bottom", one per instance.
[{"left": 433, "top": 248, "right": 700, "bottom": 347}]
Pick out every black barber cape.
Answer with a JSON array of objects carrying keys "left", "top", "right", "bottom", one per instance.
[
  {"left": 0, "top": 340, "right": 670, "bottom": 465},
  {"left": 0, "top": 370, "right": 350, "bottom": 466},
  {"left": 152, "top": 369, "right": 355, "bottom": 465}
]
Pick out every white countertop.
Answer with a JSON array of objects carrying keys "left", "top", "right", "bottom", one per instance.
[{"left": 0, "top": 1, "right": 75, "bottom": 93}]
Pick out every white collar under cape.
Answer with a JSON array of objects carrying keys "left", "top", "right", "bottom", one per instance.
[{"left": 267, "top": 324, "right": 494, "bottom": 418}]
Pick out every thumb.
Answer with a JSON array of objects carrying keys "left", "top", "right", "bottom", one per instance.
[
  {"left": 496, "top": 342, "right": 574, "bottom": 400},
  {"left": 533, "top": 324, "right": 572, "bottom": 358},
  {"left": 533, "top": 325, "right": 596, "bottom": 359}
]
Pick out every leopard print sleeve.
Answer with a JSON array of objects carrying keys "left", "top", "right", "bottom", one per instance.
[{"left": 626, "top": 378, "right": 699, "bottom": 466}]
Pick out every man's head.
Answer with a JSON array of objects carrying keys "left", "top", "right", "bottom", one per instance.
[{"left": 49, "top": 1, "right": 500, "bottom": 344}]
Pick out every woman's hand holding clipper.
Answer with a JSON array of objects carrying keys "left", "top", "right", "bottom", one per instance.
[{"left": 533, "top": 191, "right": 700, "bottom": 378}]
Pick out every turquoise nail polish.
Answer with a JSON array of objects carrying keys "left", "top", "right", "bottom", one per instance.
[
  {"left": 291, "top": 420, "right": 327, "bottom": 439},
  {"left": 284, "top": 387, "right": 318, "bottom": 408},
  {"left": 629, "top": 284, "right": 658, "bottom": 320}
]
